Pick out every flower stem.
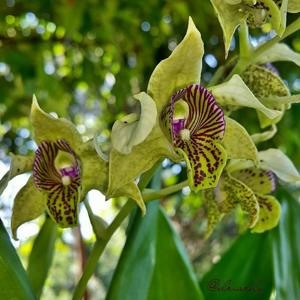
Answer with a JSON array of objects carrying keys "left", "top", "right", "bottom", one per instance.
[
  {"left": 252, "top": 17, "right": 300, "bottom": 59},
  {"left": 72, "top": 200, "right": 134, "bottom": 300},
  {"left": 227, "top": 17, "right": 300, "bottom": 79},
  {"left": 72, "top": 163, "right": 160, "bottom": 300},
  {"left": 143, "top": 180, "right": 188, "bottom": 202},
  {"left": 239, "top": 20, "right": 251, "bottom": 60}
]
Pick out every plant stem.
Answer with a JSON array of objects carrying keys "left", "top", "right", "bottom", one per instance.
[
  {"left": 143, "top": 180, "right": 188, "bottom": 202},
  {"left": 72, "top": 200, "right": 134, "bottom": 300},
  {"left": 73, "top": 174, "right": 188, "bottom": 300},
  {"left": 239, "top": 20, "right": 251, "bottom": 60},
  {"left": 253, "top": 17, "right": 300, "bottom": 59},
  {"left": 227, "top": 17, "right": 300, "bottom": 79},
  {"left": 72, "top": 163, "right": 159, "bottom": 300}
]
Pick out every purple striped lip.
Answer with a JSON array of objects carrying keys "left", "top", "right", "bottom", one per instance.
[
  {"left": 33, "top": 139, "right": 81, "bottom": 191},
  {"left": 169, "top": 84, "right": 225, "bottom": 143}
]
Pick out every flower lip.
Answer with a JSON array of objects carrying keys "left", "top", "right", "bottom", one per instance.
[
  {"left": 160, "top": 84, "right": 227, "bottom": 191},
  {"left": 33, "top": 139, "right": 81, "bottom": 227},
  {"left": 169, "top": 84, "right": 225, "bottom": 143}
]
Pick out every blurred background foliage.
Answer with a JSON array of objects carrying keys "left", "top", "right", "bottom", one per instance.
[{"left": 0, "top": 0, "right": 300, "bottom": 299}]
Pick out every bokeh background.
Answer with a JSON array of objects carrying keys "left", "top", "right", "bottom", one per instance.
[{"left": 0, "top": 1, "right": 300, "bottom": 299}]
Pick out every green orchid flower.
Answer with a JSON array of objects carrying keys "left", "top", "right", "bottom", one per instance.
[
  {"left": 108, "top": 18, "right": 229, "bottom": 198},
  {"left": 108, "top": 17, "right": 285, "bottom": 200},
  {"left": 204, "top": 148, "right": 300, "bottom": 236},
  {"left": 204, "top": 167, "right": 280, "bottom": 237},
  {"left": 210, "top": 0, "right": 300, "bottom": 57},
  {"left": 3, "top": 97, "right": 144, "bottom": 239}
]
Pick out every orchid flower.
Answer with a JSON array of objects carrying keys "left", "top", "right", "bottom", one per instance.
[
  {"left": 204, "top": 167, "right": 280, "bottom": 237},
  {"left": 210, "top": 0, "right": 300, "bottom": 57},
  {"left": 107, "top": 17, "right": 283, "bottom": 200},
  {"left": 2, "top": 97, "right": 145, "bottom": 239},
  {"left": 107, "top": 18, "right": 230, "bottom": 197},
  {"left": 160, "top": 84, "right": 226, "bottom": 190},
  {"left": 204, "top": 148, "right": 300, "bottom": 236}
]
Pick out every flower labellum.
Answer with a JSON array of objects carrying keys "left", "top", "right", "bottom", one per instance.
[
  {"left": 33, "top": 139, "right": 81, "bottom": 227},
  {"left": 161, "top": 84, "right": 227, "bottom": 191}
]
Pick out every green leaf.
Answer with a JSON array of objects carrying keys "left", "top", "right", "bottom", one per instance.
[
  {"left": 271, "top": 189, "right": 300, "bottom": 300},
  {"left": 0, "top": 154, "right": 33, "bottom": 195},
  {"left": 11, "top": 177, "right": 46, "bottom": 240},
  {"left": 210, "top": 0, "right": 247, "bottom": 57},
  {"left": 253, "top": 43, "right": 300, "bottom": 67},
  {"left": 0, "top": 218, "right": 36, "bottom": 300},
  {"left": 27, "top": 217, "right": 57, "bottom": 298},
  {"left": 31, "top": 95, "right": 82, "bottom": 149},
  {"left": 223, "top": 117, "right": 258, "bottom": 163},
  {"left": 111, "top": 92, "right": 157, "bottom": 154},
  {"left": 258, "top": 149, "right": 300, "bottom": 182},
  {"left": 210, "top": 75, "right": 281, "bottom": 119},
  {"left": 288, "top": 0, "right": 300, "bottom": 13},
  {"left": 106, "top": 202, "right": 204, "bottom": 300},
  {"left": 147, "top": 17, "right": 204, "bottom": 113},
  {"left": 200, "top": 232, "right": 273, "bottom": 300}
]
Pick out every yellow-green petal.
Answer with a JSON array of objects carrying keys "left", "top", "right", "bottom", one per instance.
[
  {"left": 251, "top": 125, "right": 277, "bottom": 144},
  {"left": 288, "top": 0, "right": 300, "bottom": 12},
  {"left": 107, "top": 125, "right": 178, "bottom": 197},
  {"left": 210, "top": 0, "right": 247, "bottom": 57},
  {"left": 111, "top": 92, "right": 157, "bottom": 154},
  {"left": 219, "top": 172, "right": 259, "bottom": 228},
  {"left": 258, "top": 149, "right": 300, "bottom": 182},
  {"left": 0, "top": 154, "right": 33, "bottom": 195},
  {"left": 11, "top": 177, "right": 46, "bottom": 240},
  {"left": 147, "top": 17, "right": 204, "bottom": 113},
  {"left": 251, "top": 194, "right": 281, "bottom": 233},
  {"left": 210, "top": 75, "right": 281, "bottom": 120},
  {"left": 253, "top": 43, "right": 300, "bottom": 67},
  {"left": 223, "top": 117, "right": 258, "bottom": 163},
  {"left": 232, "top": 168, "right": 275, "bottom": 194},
  {"left": 31, "top": 95, "right": 82, "bottom": 149}
]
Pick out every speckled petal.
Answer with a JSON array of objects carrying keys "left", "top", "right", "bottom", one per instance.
[
  {"left": 252, "top": 194, "right": 281, "bottom": 233},
  {"left": 204, "top": 189, "right": 223, "bottom": 238},
  {"left": 33, "top": 140, "right": 81, "bottom": 227},
  {"left": 232, "top": 168, "right": 276, "bottom": 194},
  {"left": 219, "top": 172, "right": 259, "bottom": 228},
  {"left": 176, "top": 139, "right": 227, "bottom": 191}
]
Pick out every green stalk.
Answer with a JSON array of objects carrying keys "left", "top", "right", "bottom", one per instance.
[
  {"left": 72, "top": 163, "right": 159, "bottom": 300},
  {"left": 252, "top": 17, "right": 300, "bottom": 59},
  {"left": 72, "top": 176, "right": 188, "bottom": 300},
  {"left": 227, "top": 17, "right": 300, "bottom": 78},
  {"left": 73, "top": 200, "right": 134, "bottom": 300},
  {"left": 143, "top": 180, "right": 188, "bottom": 202}
]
